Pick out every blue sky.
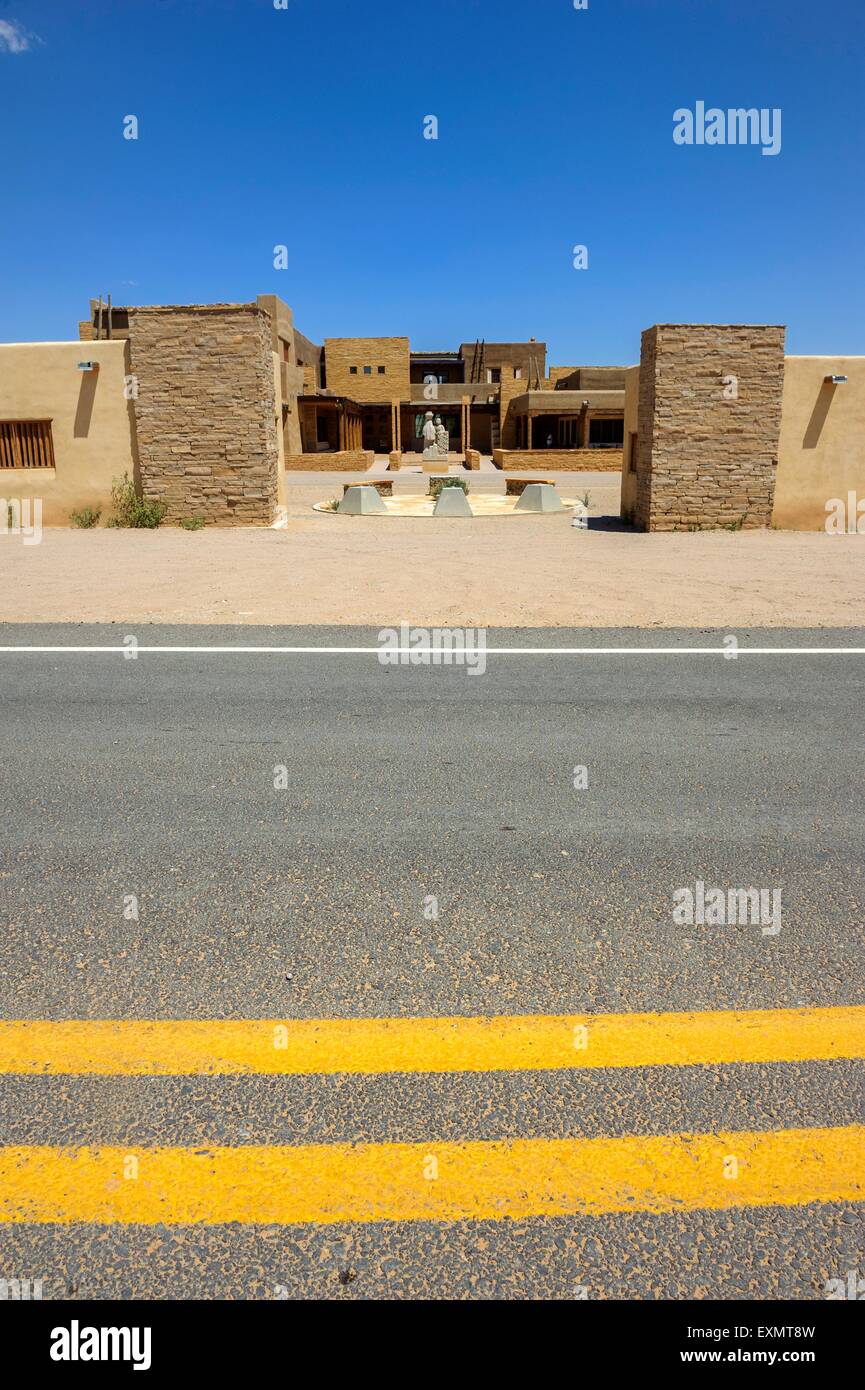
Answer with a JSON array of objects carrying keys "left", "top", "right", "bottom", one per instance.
[{"left": 1, "top": 0, "right": 863, "bottom": 362}]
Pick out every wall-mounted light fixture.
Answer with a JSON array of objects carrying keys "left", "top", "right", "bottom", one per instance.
[
  {"left": 824, "top": 374, "right": 848, "bottom": 385},
  {"left": 77, "top": 361, "right": 97, "bottom": 372}
]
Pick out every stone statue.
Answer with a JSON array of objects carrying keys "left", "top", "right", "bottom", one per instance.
[
  {"left": 422, "top": 410, "right": 437, "bottom": 460},
  {"left": 434, "top": 415, "right": 449, "bottom": 457},
  {"left": 422, "top": 410, "right": 447, "bottom": 462}
]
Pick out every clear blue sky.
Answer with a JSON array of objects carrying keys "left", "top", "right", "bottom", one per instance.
[{"left": 2, "top": 0, "right": 863, "bottom": 362}]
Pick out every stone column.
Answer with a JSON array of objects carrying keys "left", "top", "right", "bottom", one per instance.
[{"left": 634, "top": 323, "right": 786, "bottom": 531}]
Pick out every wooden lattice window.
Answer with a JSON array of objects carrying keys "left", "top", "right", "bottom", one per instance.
[{"left": 0, "top": 420, "right": 56, "bottom": 469}]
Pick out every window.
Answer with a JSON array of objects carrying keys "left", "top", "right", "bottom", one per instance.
[
  {"left": 350, "top": 366, "right": 358, "bottom": 375},
  {"left": 377, "top": 365, "right": 385, "bottom": 374},
  {"left": 589, "top": 417, "right": 624, "bottom": 448},
  {"left": 487, "top": 368, "right": 501, "bottom": 384},
  {"left": 628, "top": 432, "right": 639, "bottom": 473},
  {"left": 363, "top": 366, "right": 372, "bottom": 375},
  {"left": 514, "top": 367, "right": 522, "bottom": 379},
  {"left": 0, "top": 420, "right": 55, "bottom": 469}
]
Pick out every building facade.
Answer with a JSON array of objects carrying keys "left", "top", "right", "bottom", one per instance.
[{"left": 0, "top": 294, "right": 862, "bottom": 529}]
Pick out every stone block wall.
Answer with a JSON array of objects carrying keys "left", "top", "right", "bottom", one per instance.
[
  {"left": 494, "top": 448, "right": 623, "bottom": 471},
  {"left": 127, "top": 304, "right": 279, "bottom": 526},
  {"left": 283, "top": 450, "right": 373, "bottom": 472},
  {"left": 323, "top": 337, "right": 410, "bottom": 401},
  {"left": 634, "top": 324, "right": 785, "bottom": 531}
]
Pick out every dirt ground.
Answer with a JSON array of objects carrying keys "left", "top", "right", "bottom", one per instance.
[{"left": 3, "top": 484, "right": 863, "bottom": 628}]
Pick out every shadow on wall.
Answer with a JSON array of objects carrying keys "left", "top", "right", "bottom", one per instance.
[
  {"left": 803, "top": 382, "right": 837, "bottom": 449},
  {"left": 125, "top": 344, "right": 143, "bottom": 496},
  {"left": 73, "top": 365, "right": 98, "bottom": 438}
]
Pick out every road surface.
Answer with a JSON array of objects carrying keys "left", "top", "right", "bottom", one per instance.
[{"left": 0, "top": 625, "right": 862, "bottom": 1299}]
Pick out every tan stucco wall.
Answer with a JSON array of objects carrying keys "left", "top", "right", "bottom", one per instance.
[
  {"left": 0, "top": 340, "right": 135, "bottom": 525},
  {"left": 619, "top": 364, "right": 641, "bottom": 520},
  {"left": 773, "top": 356, "right": 865, "bottom": 530}
]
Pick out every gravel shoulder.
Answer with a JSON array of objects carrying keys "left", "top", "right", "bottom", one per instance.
[{"left": 3, "top": 482, "right": 863, "bottom": 627}]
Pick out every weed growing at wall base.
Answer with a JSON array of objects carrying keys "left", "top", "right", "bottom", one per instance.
[{"left": 108, "top": 473, "right": 167, "bottom": 529}]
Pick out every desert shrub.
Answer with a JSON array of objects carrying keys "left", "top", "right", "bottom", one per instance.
[
  {"left": 180, "top": 516, "right": 205, "bottom": 531},
  {"left": 109, "top": 473, "right": 167, "bottom": 529},
  {"left": 71, "top": 507, "right": 101, "bottom": 528},
  {"left": 428, "top": 478, "right": 469, "bottom": 500}
]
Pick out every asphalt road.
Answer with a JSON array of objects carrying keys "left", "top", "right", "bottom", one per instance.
[{"left": 0, "top": 625, "right": 863, "bottom": 1299}]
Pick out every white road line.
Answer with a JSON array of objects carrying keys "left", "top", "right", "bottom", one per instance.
[{"left": 0, "top": 646, "right": 864, "bottom": 656}]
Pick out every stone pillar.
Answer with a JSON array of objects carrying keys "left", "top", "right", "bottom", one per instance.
[
  {"left": 633, "top": 323, "right": 786, "bottom": 531},
  {"left": 126, "top": 303, "right": 279, "bottom": 526}
]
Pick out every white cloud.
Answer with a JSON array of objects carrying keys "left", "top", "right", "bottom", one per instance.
[{"left": 0, "top": 20, "right": 34, "bottom": 54}]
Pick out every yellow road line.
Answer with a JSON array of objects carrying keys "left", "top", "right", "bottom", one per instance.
[
  {"left": 1, "top": 1126, "right": 861, "bottom": 1225},
  {"left": 0, "top": 1006, "right": 862, "bottom": 1076}
]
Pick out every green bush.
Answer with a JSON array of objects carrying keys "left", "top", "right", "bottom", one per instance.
[
  {"left": 70, "top": 507, "right": 101, "bottom": 529},
  {"left": 180, "top": 516, "right": 205, "bottom": 531},
  {"left": 428, "top": 478, "right": 469, "bottom": 500},
  {"left": 109, "top": 473, "right": 167, "bottom": 529},
  {"left": 320, "top": 498, "right": 341, "bottom": 512}
]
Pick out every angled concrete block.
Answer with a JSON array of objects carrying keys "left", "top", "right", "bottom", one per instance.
[
  {"left": 337, "top": 485, "right": 387, "bottom": 515},
  {"left": 433, "top": 487, "right": 473, "bottom": 517},
  {"left": 514, "top": 483, "right": 564, "bottom": 513}
]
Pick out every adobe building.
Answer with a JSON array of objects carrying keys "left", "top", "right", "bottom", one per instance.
[{"left": 0, "top": 294, "right": 862, "bottom": 529}]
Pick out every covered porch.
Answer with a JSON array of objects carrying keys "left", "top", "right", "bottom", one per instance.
[
  {"left": 298, "top": 395, "right": 364, "bottom": 453},
  {"left": 509, "top": 390, "right": 625, "bottom": 452}
]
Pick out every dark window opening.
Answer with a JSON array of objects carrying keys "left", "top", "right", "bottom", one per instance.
[{"left": 589, "top": 418, "right": 624, "bottom": 448}]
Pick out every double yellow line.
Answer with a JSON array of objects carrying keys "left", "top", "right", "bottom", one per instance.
[{"left": 1, "top": 1006, "right": 863, "bottom": 1226}]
